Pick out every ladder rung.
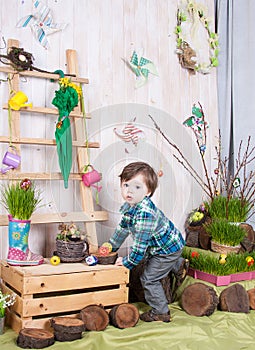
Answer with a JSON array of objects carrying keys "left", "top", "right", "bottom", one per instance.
[
  {"left": 3, "top": 105, "right": 91, "bottom": 118},
  {"left": 0, "top": 136, "right": 99, "bottom": 148},
  {"left": 0, "top": 211, "right": 108, "bottom": 225},
  {"left": 0, "top": 172, "right": 84, "bottom": 180}
]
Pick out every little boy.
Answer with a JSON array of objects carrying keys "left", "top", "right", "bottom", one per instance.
[{"left": 106, "top": 161, "right": 189, "bottom": 322}]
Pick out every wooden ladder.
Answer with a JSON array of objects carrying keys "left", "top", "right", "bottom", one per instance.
[{"left": 0, "top": 38, "right": 108, "bottom": 253}]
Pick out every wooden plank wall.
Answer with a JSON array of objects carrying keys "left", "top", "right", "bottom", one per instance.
[{"left": 0, "top": 0, "right": 218, "bottom": 259}]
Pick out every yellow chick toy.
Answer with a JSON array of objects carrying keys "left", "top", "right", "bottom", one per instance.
[{"left": 219, "top": 254, "right": 227, "bottom": 265}]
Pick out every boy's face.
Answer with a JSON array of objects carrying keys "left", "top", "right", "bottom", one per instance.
[{"left": 121, "top": 174, "right": 150, "bottom": 206}]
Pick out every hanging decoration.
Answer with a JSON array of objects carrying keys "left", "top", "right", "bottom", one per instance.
[
  {"left": 0, "top": 46, "right": 75, "bottom": 77},
  {"left": 124, "top": 50, "right": 158, "bottom": 88},
  {"left": 183, "top": 103, "right": 209, "bottom": 156},
  {"left": 52, "top": 72, "right": 82, "bottom": 188},
  {"left": 16, "top": 0, "right": 67, "bottom": 49},
  {"left": 175, "top": 0, "right": 219, "bottom": 74},
  {"left": 113, "top": 117, "right": 145, "bottom": 153}
]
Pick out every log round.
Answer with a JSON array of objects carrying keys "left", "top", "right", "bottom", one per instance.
[
  {"left": 80, "top": 304, "right": 109, "bottom": 331},
  {"left": 247, "top": 288, "right": 255, "bottom": 309},
  {"left": 109, "top": 303, "right": 139, "bottom": 329},
  {"left": 50, "top": 317, "right": 85, "bottom": 342},
  {"left": 129, "top": 259, "right": 173, "bottom": 303},
  {"left": 17, "top": 328, "right": 55, "bottom": 349},
  {"left": 219, "top": 283, "right": 250, "bottom": 313},
  {"left": 181, "top": 282, "right": 219, "bottom": 316}
]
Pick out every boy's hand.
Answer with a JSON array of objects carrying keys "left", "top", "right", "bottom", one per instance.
[{"left": 115, "top": 257, "right": 123, "bottom": 266}]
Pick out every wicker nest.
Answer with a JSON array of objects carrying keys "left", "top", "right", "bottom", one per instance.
[
  {"left": 94, "top": 252, "right": 118, "bottom": 265},
  {"left": 211, "top": 241, "right": 241, "bottom": 254},
  {"left": 56, "top": 240, "right": 88, "bottom": 263}
]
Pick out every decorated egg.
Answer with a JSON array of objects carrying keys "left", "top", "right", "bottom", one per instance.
[
  {"left": 102, "top": 242, "right": 112, "bottom": 253},
  {"left": 50, "top": 255, "right": 61, "bottom": 266},
  {"left": 20, "top": 178, "right": 32, "bottom": 191},
  {"left": 86, "top": 255, "right": 98, "bottom": 266}
]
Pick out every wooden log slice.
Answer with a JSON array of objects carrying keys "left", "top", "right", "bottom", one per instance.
[
  {"left": 80, "top": 304, "right": 109, "bottom": 331},
  {"left": 247, "top": 288, "right": 255, "bottom": 309},
  {"left": 185, "top": 230, "right": 199, "bottom": 248},
  {"left": 17, "top": 328, "right": 55, "bottom": 349},
  {"left": 181, "top": 282, "right": 219, "bottom": 316},
  {"left": 199, "top": 230, "right": 211, "bottom": 250},
  {"left": 128, "top": 259, "right": 173, "bottom": 303},
  {"left": 219, "top": 283, "right": 250, "bottom": 313},
  {"left": 240, "top": 223, "right": 255, "bottom": 243},
  {"left": 50, "top": 317, "right": 85, "bottom": 341},
  {"left": 109, "top": 303, "right": 139, "bottom": 329}
]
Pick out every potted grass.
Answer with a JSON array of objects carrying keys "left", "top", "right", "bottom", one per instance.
[
  {"left": 204, "top": 218, "right": 246, "bottom": 254},
  {"left": 204, "top": 195, "right": 250, "bottom": 223},
  {"left": 1, "top": 179, "right": 44, "bottom": 266}
]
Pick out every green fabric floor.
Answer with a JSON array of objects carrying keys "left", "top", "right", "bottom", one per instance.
[{"left": 1, "top": 277, "right": 255, "bottom": 350}]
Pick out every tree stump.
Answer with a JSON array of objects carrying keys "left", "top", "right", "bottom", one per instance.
[
  {"left": 128, "top": 259, "right": 173, "bottom": 303},
  {"left": 17, "top": 328, "right": 55, "bottom": 349},
  {"left": 247, "top": 288, "right": 255, "bottom": 309},
  {"left": 50, "top": 317, "right": 85, "bottom": 342},
  {"left": 185, "top": 217, "right": 211, "bottom": 250},
  {"left": 80, "top": 304, "right": 109, "bottom": 331},
  {"left": 181, "top": 282, "right": 219, "bottom": 316},
  {"left": 109, "top": 303, "right": 139, "bottom": 329},
  {"left": 185, "top": 229, "right": 200, "bottom": 248},
  {"left": 240, "top": 223, "right": 255, "bottom": 252},
  {"left": 219, "top": 284, "right": 250, "bottom": 313}
]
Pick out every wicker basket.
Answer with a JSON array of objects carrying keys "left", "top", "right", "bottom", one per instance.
[
  {"left": 211, "top": 241, "right": 241, "bottom": 254},
  {"left": 94, "top": 252, "right": 118, "bottom": 265},
  {"left": 56, "top": 240, "right": 88, "bottom": 263}
]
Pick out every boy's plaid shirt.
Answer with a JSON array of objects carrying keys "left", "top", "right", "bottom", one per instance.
[{"left": 109, "top": 196, "right": 185, "bottom": 269}]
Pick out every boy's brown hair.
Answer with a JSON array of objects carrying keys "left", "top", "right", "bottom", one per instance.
[{"left": 119, "top": 162, "right": 158, "bottom": 197}]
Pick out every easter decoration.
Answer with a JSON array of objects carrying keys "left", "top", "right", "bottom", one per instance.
[
  {"left": 175, "top": 0, "right": 219, "bottom": 74},
  {"left": 52, "top": 72, "right": 82, "bottom": 188},
  {"left": 94, "top": 242, "right": 118, "bottom": 265},
  {"left": 149, "top": 104, "right": 255, "bottom": 281},
  {"left": 16, "top": 0, "right": 67, "bottom": 49},
  {"left": 1, "top": 179, "right": 44, "bottom": 266},
  {"left": 124, "top": 50, "right": 158, "bottom": 88},
  {"left": 55, "top": 223, "right": 88, "bottom": 263},
  {"left": 81, "top": 164, "right": 102, "bottom": 204},
  {"left": 113, "top": 117, "right": 145, "bottom": 153}
]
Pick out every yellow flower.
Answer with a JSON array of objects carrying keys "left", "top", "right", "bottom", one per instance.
[
  {"left": 58, "top": 78, "right": 82, "bottom": 97},
  {"left": 69, "top": 82, "right": 82, "bottom": 96},
  {"left": 12, "top": 231, "right": 20, "bottom": 240}
]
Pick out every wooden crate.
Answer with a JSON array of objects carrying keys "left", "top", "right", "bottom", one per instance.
[{"left": 0, "top": 259, "right": 129, "bottom": 333}]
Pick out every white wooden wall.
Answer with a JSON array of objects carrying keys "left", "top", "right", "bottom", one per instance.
[{"left": 0, "top": 0, "right": 219, "bottom": 259}]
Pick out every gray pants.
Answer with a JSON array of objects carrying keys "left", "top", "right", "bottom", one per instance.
[{"left": 140, "top": 250, "right": 183, "bottom": 314}]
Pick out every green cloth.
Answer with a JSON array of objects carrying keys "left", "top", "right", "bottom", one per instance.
[{"left": 1, "top": 277, "right": 255, "bottom": 350}]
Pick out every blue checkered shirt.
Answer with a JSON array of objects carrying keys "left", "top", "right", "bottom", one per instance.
[{"left": 109, "top": 196, "right": 185, "bottom": 269}]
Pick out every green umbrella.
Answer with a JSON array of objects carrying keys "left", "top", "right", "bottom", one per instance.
[{"left": 52, "top": 75, "right": 79, "bottom": 189}]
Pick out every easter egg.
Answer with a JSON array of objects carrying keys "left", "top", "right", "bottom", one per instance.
[
  {"left": 50, "top": 255, "right": 60, "bottom": 266},
  {"left": 102, "top": 242, "right": 112, "bottom": 253},
  {"left": 86, "top": 255, "right": 98, "bottom": 266}
]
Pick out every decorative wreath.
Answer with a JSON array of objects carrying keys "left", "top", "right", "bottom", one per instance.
[{"left": 175, "top": 0, "right": 219, "bottom": 74}]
